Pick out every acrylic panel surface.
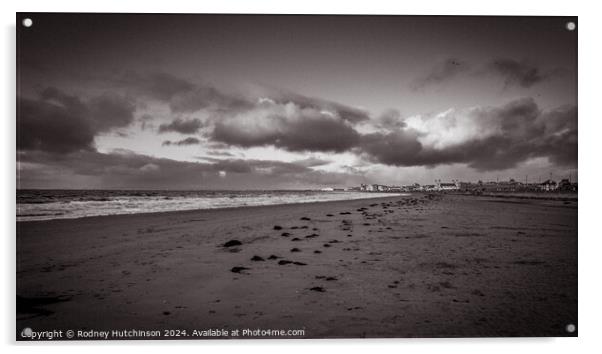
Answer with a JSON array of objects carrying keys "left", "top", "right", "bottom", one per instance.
[{"left": 16, "top": 13, "right": 577, "bottom": 340}]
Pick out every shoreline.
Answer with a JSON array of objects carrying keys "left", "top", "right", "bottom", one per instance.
[
  {"left": 16, "top": 194, "right": 409, "bottom": 224},
  {"left": 16, "top": 190, "right": 578, "bottom": 223}
]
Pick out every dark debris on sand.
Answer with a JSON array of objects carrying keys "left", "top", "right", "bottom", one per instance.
[
  {"left": 251, "top": 255, "right": 265, "bottom": 261},
  {"left": 231, "top": 266, "right": 250, "bottom": 274},
  {"left": 309, "top": 286, "right": 326, "bottom": 292},
  {"left": 223, "top": 240, "right": 242, "bottom": 248}
]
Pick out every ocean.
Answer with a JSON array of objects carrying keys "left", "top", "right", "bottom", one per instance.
[{"left": 16, "top": 189, "right": 406, "bottom": 222}]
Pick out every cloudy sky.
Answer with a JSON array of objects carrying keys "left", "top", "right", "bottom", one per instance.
[{"left": 17, "top": 14, "right": 577, "bottom": 189}]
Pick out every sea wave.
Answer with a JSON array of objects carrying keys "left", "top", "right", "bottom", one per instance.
[{"left": 17, "top": 190, "right": 407, "bottom": 221}]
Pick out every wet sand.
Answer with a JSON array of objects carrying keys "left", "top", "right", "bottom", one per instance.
[{"left": 16, "top": 194, "right": 577, "bottom": 338}]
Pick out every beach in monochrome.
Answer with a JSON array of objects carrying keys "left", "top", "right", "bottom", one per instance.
[
  {"left": 17, "top": 193, "right": 577, "bottom": 338},
  {"left": 17, "top": 14, "right": 577, "bottom": 339}
]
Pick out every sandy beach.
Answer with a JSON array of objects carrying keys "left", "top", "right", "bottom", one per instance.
[{"left": 16, "top": 194, "right": 577, "bottom": 338}]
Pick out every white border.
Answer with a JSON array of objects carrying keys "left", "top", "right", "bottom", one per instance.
[{"left": 2, "top": 0, "right": 600, "bottom": 352}]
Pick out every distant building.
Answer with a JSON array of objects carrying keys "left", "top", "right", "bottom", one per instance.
[
  {"left": 539, "top": 179, "right": 557, "bottom": 192},
  {"left": 436, "top": 180, "right": 460, "bottom": 191},
  {"left": 372, "top": 184, "right": 389, "bottom": 192},
  {"left": 400, "top": 184, "right": 420, "bottom": 192},
  {"left": 557, "top": 179, "right": 577, "bottom": 192}
]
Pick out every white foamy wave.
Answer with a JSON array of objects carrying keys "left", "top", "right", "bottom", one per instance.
[{"left": 17, "top": 191, "right": 407, "bottom": 221}]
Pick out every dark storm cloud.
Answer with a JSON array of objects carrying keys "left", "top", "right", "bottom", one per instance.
[
  {"left": 19, "top": 149, "right": 216, "bottom": 188},
  {"left": 207, "top": 92, "right": 575, "bottom": 170},
  {"left": 119, "top": 71, "right": 370, "bottom": 123},
  {"left": 410, "top": 58, "right": 470, "bottom": 90},
  {"left": 486, "top": 58, "right": 556, "bottom": 88},
  {"left": 18, "top": 150, "right": 357, "bottom": 189},
  {"left": 360, "top": 130, "right": 425, "bottom": 166},
  {"left": 359, "top": 98, "right": 577, "bottom": 171},
  {"left": 17, "top": 87, "right": 135, "bottom": 153},
  {"left": 162, "top": 137, "right": 201, "bottom": 146},
  {"left": 88, "top": 93, "right": 137, "bottom": 131},
  {"left": 106, "top": 71, "right": 253, "bottom": 115},
  {"left": 411, "top": 57, "right": 563, "bottom": 90},
  {"left": 268, "top": 91, "right": 370, "bottom": 124},
  {"left": 114, "top": 71, "right": 254, "bottom": 113},
  {"left": 158, "top": 118, "right": 204, "bottom": 134},
  {"left": 211, "top": 112, "right": 361, "bottom": 153},
  {"left": 195, "top": 82, "right": 370, "bottom": 154}
]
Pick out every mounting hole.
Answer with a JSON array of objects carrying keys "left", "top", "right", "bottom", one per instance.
[
  {"left": 566, "top": 323, "right": 576, "bottom": 333},
  {"left": 22, "top": 18, "right": 33, "bottom": 28},
  {"left": 566, "top": 21, "right": 576, "bottom": 31}
]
